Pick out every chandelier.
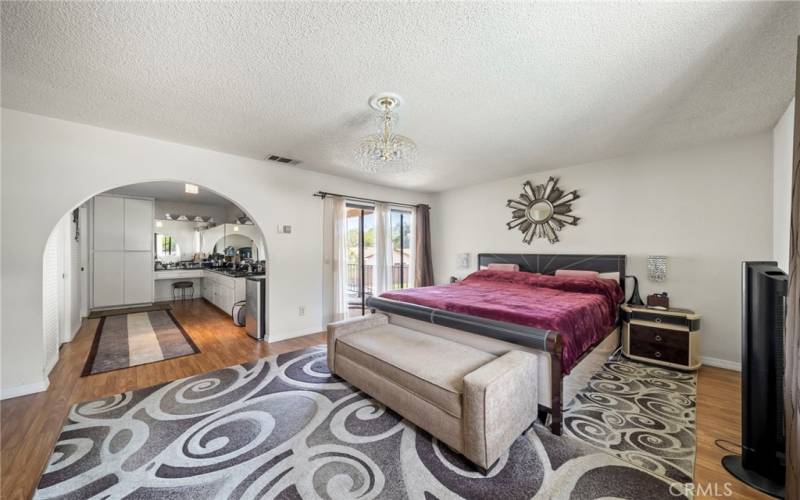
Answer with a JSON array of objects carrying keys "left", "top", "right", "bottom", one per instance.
[{"left": 354, "top": 93, "right": 417, "bottom": 173}]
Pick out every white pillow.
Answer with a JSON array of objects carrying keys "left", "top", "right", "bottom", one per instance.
[{"left": 598, "top": 272, "right": 620, "bottom": 283}]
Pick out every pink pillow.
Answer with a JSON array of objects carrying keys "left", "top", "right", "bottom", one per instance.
[
  {"left": 487, "top": 263, "right": 520, "bottom": 272},
  {"left": 555, "top": 269, "right": 599, "bottom": 279}
]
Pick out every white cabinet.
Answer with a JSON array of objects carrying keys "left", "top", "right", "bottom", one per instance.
[
  {"left": 124, "top": 252, "right": 153, "bottom": 304},
  {"left": 91, "top": 195, "right": 153, "bottom": 309},
  {"left": 124, "top": 198, "right": 153, "bottom": 251},
  {"left": 93, "top": 252, "right": 125, "bottom": 307},
  {"left": 93, "top": 196, "right": 125, "bottom": 251}
]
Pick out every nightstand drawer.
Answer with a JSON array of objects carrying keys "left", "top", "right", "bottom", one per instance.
[
  {"left": 629, "top": 324, "right": 689, "bottom": 365},
  {"left": 630, "top": 310, "right": 689, "bottom": 327}
]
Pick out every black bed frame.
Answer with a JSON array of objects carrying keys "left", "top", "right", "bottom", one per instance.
[{"left": 367, "top": 253, "right": 626, "bottom": 435}]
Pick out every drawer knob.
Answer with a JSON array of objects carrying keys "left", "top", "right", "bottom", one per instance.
[
  {"left": 654, "top": 317, "right": 662, "bottom": 323},
  {"left": 655, "top": 335, "right": 662, "bottom": 342},
  {"left": 654, "top": 351, "right": 662, "bottom": 358}
]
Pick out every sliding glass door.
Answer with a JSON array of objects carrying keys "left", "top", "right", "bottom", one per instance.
[
  {"left": 346, "top": 204, "right": 413, "bottom": 317},
  {"left": 346, "top": 204, "right": 375, "bottom": 317}
]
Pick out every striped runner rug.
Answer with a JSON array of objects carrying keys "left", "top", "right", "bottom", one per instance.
[{"left": 82, "top": 310, "right": 199, "bottom": 376}]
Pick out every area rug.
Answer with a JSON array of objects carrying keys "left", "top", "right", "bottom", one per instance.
[
  {"left": 564, "top": 353, "right": 697, "bottom": 484},
  {"left": 82, "top": 310, "right": 199, "bottom": 376},
  {"left": 40, "top": 346, "right": 686, "bottom": 499}
]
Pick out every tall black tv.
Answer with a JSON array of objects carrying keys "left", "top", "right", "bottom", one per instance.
[{"left": 722, "top": 261, "right": 788, "bottom": 498}]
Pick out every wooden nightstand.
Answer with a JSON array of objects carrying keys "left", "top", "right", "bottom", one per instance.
[{"left": 621, "top": 304, "right": 701, "bottom": 370}]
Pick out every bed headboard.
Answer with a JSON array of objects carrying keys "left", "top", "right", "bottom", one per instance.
[{"left": 477, "top": 253, "right": 627, "bottom": 295}]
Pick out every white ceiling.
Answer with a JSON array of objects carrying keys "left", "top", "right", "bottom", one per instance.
[
  {"left": 107, "top": 181, "right": 234, "bottom": 207},
  {"left": 2, "top": 2, "right": 798, "bottom": 192}
]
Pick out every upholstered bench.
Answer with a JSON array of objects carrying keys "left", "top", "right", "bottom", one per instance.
[{"left": 327, "top": 313, "right": 538, "bottom": 471}]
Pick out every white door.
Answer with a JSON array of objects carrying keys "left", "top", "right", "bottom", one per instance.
[
  {"left": 93, "top": 196, "right": 124, "bottom": 251},
  {"left": 124, "top": 198, "right": 153, "bottom": 251},
  {"left": 124, "top": 252, "right": 153, "bottom": 304},
  {"left": 93, "top": 252, "right": 124, "bottom": 307},
  {"left": 42, "top": 228, "right": 60, "bottom": 375}
]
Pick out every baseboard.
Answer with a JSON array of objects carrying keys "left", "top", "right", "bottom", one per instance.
[
  {"left": 702, "top": 356, "right": 741, "bottom": 372},
  {"left": 269, "top": 326, "right": 325, "bottom": 343},
  {"left": 0, "top": 379, "right": 50, "bottom": 400}
]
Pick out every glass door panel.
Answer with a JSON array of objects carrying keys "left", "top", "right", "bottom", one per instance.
[
  {"left": 391, "top": 209, "right": 412, "bottom": 289},
  {"left": 346, "top": 204, "right": 374, "bottom": 317}
]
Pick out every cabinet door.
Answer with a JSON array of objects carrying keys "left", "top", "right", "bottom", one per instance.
[
  {"left": 219, "top": 286, "right": 234, "bottom": 315},
  {"left": 93, "top": 252, "right": 124, "bottom": 307},
  {"left": 124, "top": 198, "right": 153, "bottom": 251},
  {"left": 124, "top": 252, "right": 153, "bottom": 304},
  {"left": 93, "top": 196, "right": 125, "bottom": 251}
]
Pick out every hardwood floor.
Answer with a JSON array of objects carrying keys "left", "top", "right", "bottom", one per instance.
[
  {"left": 0, "top": 299, "right": 326, "bottom": 499},
  {"left": 0, "top": 299, "right": 772, "bottom": 499}
]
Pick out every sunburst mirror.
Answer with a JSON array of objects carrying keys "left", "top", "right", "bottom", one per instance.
[{"left": 506, "top": 177, "right": 580, "bottom": 244}]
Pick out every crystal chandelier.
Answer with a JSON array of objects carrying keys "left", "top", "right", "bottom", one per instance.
[{"left": 354, "top": 93, "right": 417, "bottom": 173}]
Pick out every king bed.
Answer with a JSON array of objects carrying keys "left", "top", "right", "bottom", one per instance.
[{"left": 366, "top": 253, "right": 626, "bottom": 435}]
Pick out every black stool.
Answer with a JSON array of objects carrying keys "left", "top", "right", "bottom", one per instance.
[{"left": 172, "top": 281, "right": 194, "bottom": 301}]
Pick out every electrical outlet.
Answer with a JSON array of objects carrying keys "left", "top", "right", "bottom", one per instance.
[{"left": 298, "top": 305, "right": 305, "bottom": 316}]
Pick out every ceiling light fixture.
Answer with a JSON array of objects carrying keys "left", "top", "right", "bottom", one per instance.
[
  {"left": 185, "top": 183, "right": 199, "bottom": 194},
  {"left": 354, "top": 93, "right": 417, "bottom": 174}
]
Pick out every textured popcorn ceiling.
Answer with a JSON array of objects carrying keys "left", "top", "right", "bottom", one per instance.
[{"left": 2, "top": 2, "right": 798, "bottom": 192}]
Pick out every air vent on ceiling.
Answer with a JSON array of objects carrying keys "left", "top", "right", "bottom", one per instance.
[{"left": 265, "top": 154, "right": 300, "bottom": 165}]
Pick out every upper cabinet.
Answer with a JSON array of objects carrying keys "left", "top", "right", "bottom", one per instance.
[
  {"left": 91, "top": 195, "right": 154, "bottom": 308},
  {"left": 93, "top": 196, "right": 125, "bottom": 251},
  {"left": 124, "top": 198, "right": 153, "bottom": 251}
]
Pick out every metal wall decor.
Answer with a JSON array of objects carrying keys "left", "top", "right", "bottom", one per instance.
[{"left": 506, "top": 177, "right": 580, "bottom": 244}]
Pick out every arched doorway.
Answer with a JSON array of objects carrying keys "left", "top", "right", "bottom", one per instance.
[{"left": 40, "top": 179, "right": 270, "bottom": 379}]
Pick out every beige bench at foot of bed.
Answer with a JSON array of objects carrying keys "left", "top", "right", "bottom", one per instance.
[{"left": 327, "top": 313, "right": 538, "bottom": 471}]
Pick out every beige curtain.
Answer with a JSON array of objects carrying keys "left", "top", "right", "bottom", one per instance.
[
  {"left": 414, "top": 204, "right": 434, "bottom": 287},
  {"left": 373, "top": 202, "right": 393, "bottom": 294},
  {"left": 322, "top": 197, "right": 348, "bottom": 323},
  {"left": 786, "top": 37, "right": 800, "bottom": 500}
]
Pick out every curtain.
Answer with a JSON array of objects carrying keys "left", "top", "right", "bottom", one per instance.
[
  {"left": 414, "top": 204, "right": 434, "bottom": 287},
  {"left": 373, "top": 203, "right": 394, "bottom": 294},
  {"left": 408, "top": 208, "right": 417, "bottom": 287},
  {"left": 785, "top": 38, "right": 800, "bottom": 500},
  {"left": 322, "top": 197, "right": 348, "bottom": 323}
]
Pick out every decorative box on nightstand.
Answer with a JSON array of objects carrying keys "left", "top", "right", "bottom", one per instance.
[{"left": 621, "top": 304, "right": 701, "bottom": 370}]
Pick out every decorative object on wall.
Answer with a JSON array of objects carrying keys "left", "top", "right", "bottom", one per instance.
[
  {"left": 648, "top": 255, "right": 668, "bottom": 281},
  {"left": 506, "top": 177, "right": 579, "bottom": 244},
  {"left": 456, "top": 253, "right": 470, "bottom": 268},
  {"left": 161, "top": 213, "right": 217, "bottom": 225},
  {"left": 354, "top": 92, "right": 417, "bottom": 174},
  {"left": 233, "top": 212, "right": 254, "bottom": 225},
  {"left": 625, "top": 275, "right": 645, "bottom": 306}
]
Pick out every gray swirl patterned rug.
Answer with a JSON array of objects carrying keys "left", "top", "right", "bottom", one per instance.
[
  {"left": 36, "top": 346, "right": 686, "bottom": 499},
  {"left": 564, "top": 354, "right": 697, "bottom": 484}
]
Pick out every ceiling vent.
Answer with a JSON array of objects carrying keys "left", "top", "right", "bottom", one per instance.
[{"left": 265, "top": 154, "right": 300, "bottom": 165}]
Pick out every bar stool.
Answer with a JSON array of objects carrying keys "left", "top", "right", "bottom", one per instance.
[{"left": 172, "top": 281, "right": 194, "bottom": 301}]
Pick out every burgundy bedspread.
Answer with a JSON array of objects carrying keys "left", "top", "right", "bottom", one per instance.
[{"left": 379, "top": 270, "right": 623, "bottom": 374}]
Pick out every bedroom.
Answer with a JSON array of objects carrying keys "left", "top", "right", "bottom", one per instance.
[{"left": 1, "top": 2, "right": 798, "bottom": 499}]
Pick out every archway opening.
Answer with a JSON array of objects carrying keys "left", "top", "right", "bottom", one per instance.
[{"left": 41, "top": 179, "right": 270, "bottom": 379}]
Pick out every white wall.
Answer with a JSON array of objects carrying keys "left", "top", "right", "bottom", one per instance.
[
  {"left": 1, "top": 108, "right": 431, "bottom": 395},
  {"left": 773, "top": 99, "right": 794, "bottom": 272},
  {"left": 432, "top": 133, "right": 774, "bottom": 368}
]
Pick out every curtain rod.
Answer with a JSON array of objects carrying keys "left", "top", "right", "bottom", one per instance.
[{"left": 313, "top": 191, "right": 430, "bottom": 210}]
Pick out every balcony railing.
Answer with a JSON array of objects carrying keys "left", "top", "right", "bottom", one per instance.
[{"left": 347, "top": 263, "right": 409, "bottom": 295}]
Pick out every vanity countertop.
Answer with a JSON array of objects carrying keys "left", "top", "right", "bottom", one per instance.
[{"left": 154, "top": 268, "right": 265, "bottom": 280}]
